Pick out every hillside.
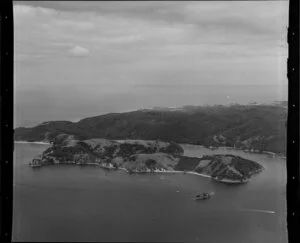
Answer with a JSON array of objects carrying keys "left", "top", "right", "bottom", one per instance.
[
  {"left": 29, "top": 137, "right": 263, "bottom": 183},
  {"left": 14, "top": 104, "right": 287, "bottom": 154},
  {"left": 175, "top": 155, "right": 263, "bottom": 182},
  {"left": 29, "top": 137, "right": 183, "bottom": 169}
]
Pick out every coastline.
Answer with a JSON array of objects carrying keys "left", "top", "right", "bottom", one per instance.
[
  {"left": 29, "top": 161, "right": 247, "bottom": 184},
  {"left": 22, "top": 137, "right": 264, "bottom": 185},
  {"left": 15, "top": 139, "right": 285, "bottom": 158},
  {"left": 150, "top": 170, "right": 248, "bottom": 183},
  {"left": 213, "top": 178, "right": 248, "bottom": 184},
  {"left": 182, "top": 143, "right": 284, "bottom": 158},
  {"left": 15, "top": 141, "right": 51, "bottom": 145}
]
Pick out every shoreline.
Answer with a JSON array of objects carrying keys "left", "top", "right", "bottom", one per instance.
[
  {"left": 29, "top": 162, "right": 247, "bottom": 184},
  {"left": 182, "top": 144, "right": 285, "bottom": 158},
  {"left": 15, "top": 141, "right": 51, "bottom": 145},
  {"left": 150, "top": 170, "right": 248, "bottom": 183},
  {"left": 15, "top": 139, "right": 284, "bottom": 157}
]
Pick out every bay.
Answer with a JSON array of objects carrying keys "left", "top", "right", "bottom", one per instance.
[{"left": 13, "top": 143, "right": 287, "bottom": 242}]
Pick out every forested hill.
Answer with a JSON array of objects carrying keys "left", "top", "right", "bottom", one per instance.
[{"left": 14, "top": 104, "right": 287, "bottom": 154}]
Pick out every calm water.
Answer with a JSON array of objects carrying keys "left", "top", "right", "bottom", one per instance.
[{"left": 13, "top": 143, "right": 287, "bottom": 242}]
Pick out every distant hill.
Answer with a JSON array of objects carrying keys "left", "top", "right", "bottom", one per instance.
[{"left": 14, "top": 104, "right": 287, "bottom": 154}]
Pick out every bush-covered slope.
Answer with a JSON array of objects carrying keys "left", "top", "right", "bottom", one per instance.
[
  {"left": 29, "top": 138, "right": 183, "bottom": 168},
  {"left": 175, "top": 154, "right": 263, "bottom": 182},
  {"left": 15, "top": 104, "right": 287, "bottom": 153},
  {"left": 29, "top": 137, "right": 263, "bottom": 183}
]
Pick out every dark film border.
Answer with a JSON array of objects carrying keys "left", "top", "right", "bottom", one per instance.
[
  {"left": 287, "top": 0, "right": 300, "bottom": 242},
  {"left": 0, "top": 1, "right": 13, "bottom": 243}
]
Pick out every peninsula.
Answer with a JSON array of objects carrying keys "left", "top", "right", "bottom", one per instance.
[
  {"left": 29, "top": 134, "right": 264, "bottom": 184},
  {"left": 14, "top": 104, "right": 287, "bottom": 155}
]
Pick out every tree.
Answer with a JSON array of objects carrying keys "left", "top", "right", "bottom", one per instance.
[{"left": 145, "top": 159, "right": 157, "bottom": 169}]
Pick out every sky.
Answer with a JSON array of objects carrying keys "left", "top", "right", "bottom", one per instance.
[{"left": 14, "top": 1, "right": 289, "bottom": 127}]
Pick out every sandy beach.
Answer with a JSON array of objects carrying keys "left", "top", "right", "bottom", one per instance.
[{"left": 15, "top": 141, "right": 51, "bottom": 145}]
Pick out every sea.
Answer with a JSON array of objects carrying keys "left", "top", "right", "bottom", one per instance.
[{"left": 13, "top": 142, "right": 287, "bottom": 242}]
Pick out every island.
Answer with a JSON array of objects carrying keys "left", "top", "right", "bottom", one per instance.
[{"left": 29, "top": 134, "right": 264, "bottom": 184}]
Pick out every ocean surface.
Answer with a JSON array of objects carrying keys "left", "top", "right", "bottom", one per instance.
[
  {"left": 14, "top": 84, "right": 287, "bottom": 128},
  {"left": 13, "top": 143, "right": 287, "bottom": 242}
]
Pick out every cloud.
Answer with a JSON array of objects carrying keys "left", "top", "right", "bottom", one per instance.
[
  {"left": 14, "top": 1, "right": 288, "bottom": 51},
  {"left": 68, "top": 46, "right": 90, "bottom": 57},
  {"left": 13, "top": 4, "right": 35, "bottom": 16},
  {"left": 52, "top": 19, "right": 95, "bottom": 31},
  {"left": 14, "top": 3, "right": 56, "bottom": 18},
  {"left": 13, "top": 1, "right": 288, "bottom": 85}
]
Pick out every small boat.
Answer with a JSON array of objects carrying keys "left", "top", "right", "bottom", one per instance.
[
  {"left": 194, "top": 192, "right": 211, "bottom": 200},
  {"left": 29, "top": 164, "right": 42, "bottom": 168}
]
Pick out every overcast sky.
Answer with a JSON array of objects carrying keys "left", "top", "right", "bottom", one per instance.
[{"left": 14, "top": 1, "right": 289, "bottom": 127}]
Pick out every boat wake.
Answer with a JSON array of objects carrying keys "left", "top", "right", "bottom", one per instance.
[{"left": 238, "top": 209, "right": 275, "bottom": 214}]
